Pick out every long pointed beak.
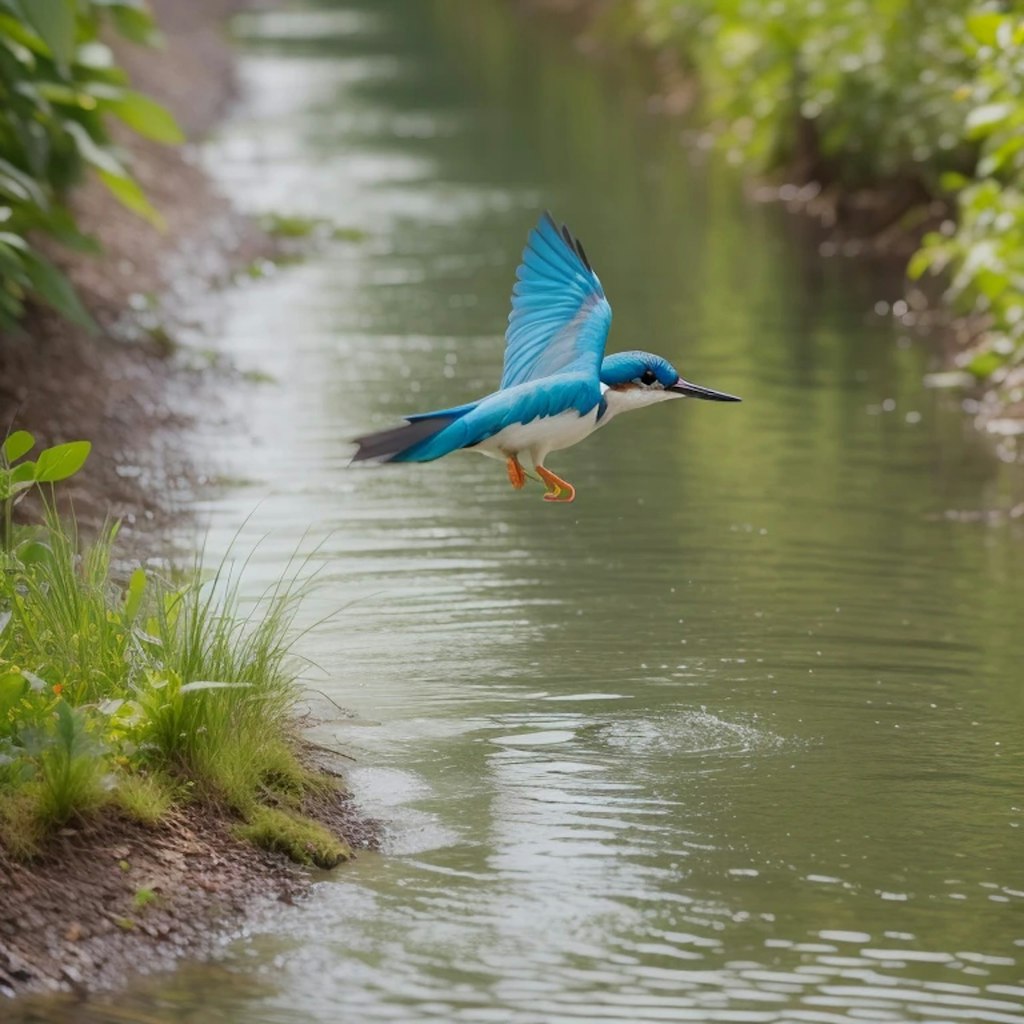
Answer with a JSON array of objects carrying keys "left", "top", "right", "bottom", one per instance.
[{"left": 668, "top": 378, "right": 742, "bottom": 402}]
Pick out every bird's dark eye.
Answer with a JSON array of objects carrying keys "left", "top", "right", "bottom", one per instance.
[{"left": 640, "top": 369, "right": 657, "bottom": 386}]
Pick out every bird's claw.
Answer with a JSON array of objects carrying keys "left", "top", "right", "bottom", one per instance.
[{"left": 536, "top": 466, "right": 576, "bottom": 503}]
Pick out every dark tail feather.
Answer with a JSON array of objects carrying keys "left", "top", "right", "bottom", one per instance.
[{"left": 351, "top": 416, "right": 458, "bottom": 463}]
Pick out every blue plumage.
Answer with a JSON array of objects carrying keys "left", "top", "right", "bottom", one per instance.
[
  {"left": 391, "top": 373, "right": 600, "bottom": 463},
  {"left": 351, "top": 212, "right": 740, "bottom": 502},
  {"left": 502, "top": 213, "right": 611, "bottom": 389}
]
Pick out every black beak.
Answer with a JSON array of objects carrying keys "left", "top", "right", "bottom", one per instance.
[{"left": 668, "top": 378, "right": 742, "bottom": 402}]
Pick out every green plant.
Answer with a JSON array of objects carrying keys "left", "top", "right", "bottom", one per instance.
[
  {"left": 0, "top": 495, "right": 335, "bottom": 860},
  {"left": 1, "top": 430, "right": 90, "bottom": 549},
  {"left": 132, "top": 885, "right": 157, "bottom": 909},
  {"left": 909, "top": 12, "right": 1024, "bottom": 382},
  {"left": 0, "top": 0, "right": 182, "bottom": 328}
]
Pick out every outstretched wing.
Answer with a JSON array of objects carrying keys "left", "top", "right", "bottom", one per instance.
[{"left": 500, "top": 212, "right": 612, "bottom": 390}]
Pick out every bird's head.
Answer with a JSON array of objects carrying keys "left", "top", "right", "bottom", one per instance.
[{"left": 599, "top": 351, "right": 741, "bottom": 411}]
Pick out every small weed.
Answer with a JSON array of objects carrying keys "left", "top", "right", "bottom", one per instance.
[
  {"left": 132, "top": 887, "right": 157, "bottom": 910},
  {"left": 112, "top": 773, "right": 174, "bottom": 827}
]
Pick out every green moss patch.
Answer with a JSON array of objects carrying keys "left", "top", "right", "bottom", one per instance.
[{"left": 236, "top": 806, "right": 352, "bottom": 869}]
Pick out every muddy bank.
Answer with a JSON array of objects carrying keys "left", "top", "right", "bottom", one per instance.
[
  {"left": 0, "top": 750, "right": 378, "bottom": 999},
  {"left": 0, "top": 0, "right": 271, "bottom": 536}
]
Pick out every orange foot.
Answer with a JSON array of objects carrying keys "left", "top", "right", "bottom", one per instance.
[
  {"left": 506, "top": 455, "right": 527, "bottom": 490},
  {"left": 536, "top": 465, "right": 576, "bottom": 503}
]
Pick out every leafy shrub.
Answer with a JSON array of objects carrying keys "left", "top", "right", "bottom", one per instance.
[
  {"left": 606, "top": 1, "right": 1024, "bottom": 386},
  {"left": 0, "top": 0, "right": 182, "bottom": 329}
]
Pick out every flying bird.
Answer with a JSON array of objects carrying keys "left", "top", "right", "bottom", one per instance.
[{"left": 352, "top": 212, "right": 740, "bottom": 502}]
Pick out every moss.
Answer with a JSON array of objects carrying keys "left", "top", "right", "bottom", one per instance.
[{"left": 236, "top": 806, "right": 351, "bottom": 869}]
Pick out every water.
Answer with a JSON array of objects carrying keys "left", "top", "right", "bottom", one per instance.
[{"left": 14, "top": 1, "right": 1024, "bottom": 1021}]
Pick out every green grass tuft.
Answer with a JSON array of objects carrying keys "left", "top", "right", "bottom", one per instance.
[
  {"left": 112, "top": 773, "right": 175, "bottom": 826},
  {"left": 0, "top": 508, "right": 335, "bottom": 862},
  {"left": 236, "top": 807, "right": 351, "bottom": 869}
]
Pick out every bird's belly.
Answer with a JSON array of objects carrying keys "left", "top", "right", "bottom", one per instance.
[{"left": 472, "top": 409, "right": 599, "bottom": 462}]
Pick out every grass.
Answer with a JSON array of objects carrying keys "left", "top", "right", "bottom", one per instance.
[
  {"left": 236, "top": 806, "right": 351, "bottom": 869},
  {"left": 0, "top": 507, "right": 348, "bottom": 864}
]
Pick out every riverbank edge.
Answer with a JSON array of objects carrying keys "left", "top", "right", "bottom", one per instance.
[
  {"left": 1, "top": 0, "right": 379, "bottom": 1001},
  {"left": 507, "top": 0, "right": 1021, "bottom": 449}
]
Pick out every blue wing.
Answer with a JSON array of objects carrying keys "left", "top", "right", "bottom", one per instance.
[{"left": 500, "top": 212, "right": 612, "bottom": 390}]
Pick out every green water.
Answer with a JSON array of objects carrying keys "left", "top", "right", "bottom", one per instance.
[{"left": 15, "top": 1, "right": 1024, "bottom": 1021}]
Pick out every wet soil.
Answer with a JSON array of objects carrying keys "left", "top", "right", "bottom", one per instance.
[{"left": 0, "top": 761, "right": 378, "bottom": 999}]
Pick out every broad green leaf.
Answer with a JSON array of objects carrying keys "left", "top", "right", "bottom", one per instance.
[
  {"left": 16, "top": 540, "right": 53, "bottom": 566},
  {"left": 967, "top": 350, "right": 1005, "bottom": 379},
  {"left": 965, "top": 103, "right": 1014, "bottom": 138},
  {"left": 98, "top": 169, "right": 164, "bottom": 228},
  {"left": 939, "top": 171, "right": 969, "bottom": 193},
  {"left": 22, "top": 0, "right": 77, "bottom": 70},
  {"left": 0, "top": 673, "right": 28, "bottom": 716},
  {"left": 34, "top": 440, "right": 91, "bottom": 482},
  {"left": 89, "top": 85, "right": 183, "bottom": 143},
  {"left": 9, "top": 461, "right": 36, "bottom": 485},
  {"left": 109, "top": 5, "right": 160, "bottom": 46},
  {"left": 66, "top": 119, "right": 163, "bottom": 224},
  {"left": 0, "top": 14, "right": 49, "bottom": 57},
  {"left": 63, "top": 119, "right": 125, "bottom": 177},
  {"left": 966, "top": 12, "right": 1004, "bottom": 47},
  {"left": 3, "top": 430, "right": 34, "bottom": 462},
  {"left": 906, "top": 248, "right": 936, "bottom": 281},
  {"left": 21, "top": 249, "right": 96, "bottom": 331}
]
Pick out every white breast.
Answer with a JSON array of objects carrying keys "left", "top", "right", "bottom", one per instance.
[{"left": 471, "top": 408, "right": 601, "bottom": 466}]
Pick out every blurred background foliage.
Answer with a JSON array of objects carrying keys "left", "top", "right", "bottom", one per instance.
[
  {"left": 601, "top": 0, "right": 1024, "bottom": 388},
  {"left": 0, "top": 0, "right": 181, "bottom": 331}
]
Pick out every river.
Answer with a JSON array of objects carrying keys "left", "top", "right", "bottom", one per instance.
[{"left": 17, "top": 0, "right": 1024, "bottom": 1021}]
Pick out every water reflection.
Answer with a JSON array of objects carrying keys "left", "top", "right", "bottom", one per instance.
[{"left": 12, "top": 0, "right": 1024, "bottom": 1021}]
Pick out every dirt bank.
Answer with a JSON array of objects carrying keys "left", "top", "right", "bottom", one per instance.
[{"left": 0, "top": 756, "right": 377, "bottom": 999}]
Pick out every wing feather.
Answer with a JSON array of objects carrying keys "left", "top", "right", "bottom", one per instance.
[{"left": 500, "top": 212, "right": 612, "bottom": 390}]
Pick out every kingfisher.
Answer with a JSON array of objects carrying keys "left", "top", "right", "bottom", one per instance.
[{"left": 352, "top": 212, "right": 740, "bottom": 502}]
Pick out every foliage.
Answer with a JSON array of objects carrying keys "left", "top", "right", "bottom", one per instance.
[
  {"left": 1, "top": 428, "right": 91, "bottom": 548},
  {"left": 911, "top": 12, "right": 1024, "bottom": 382},
  {"left": 605, "top": 0, "right": 1024, "bottom": 386},
  {"left": 0, "top": 0, "right": 182, "bottom": 330},
  {"left": 0, "top": 465, "right": 335, "bottom": 859}
]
